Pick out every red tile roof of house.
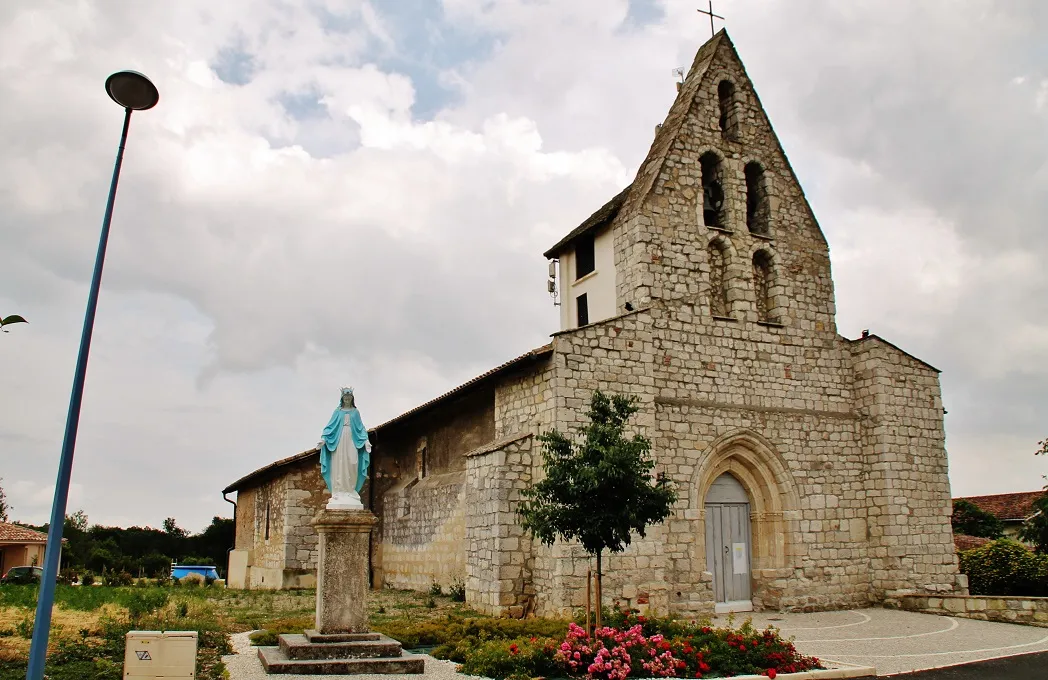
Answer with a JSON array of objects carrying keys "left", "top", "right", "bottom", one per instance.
[
  {"left": 953, "top": 533, "right": 991, "bottom": 552},
  {"left": 0, "top": 522, "right": 48, "bottom": 543},
  {"left": 954, "top": 491, "right": 1045, "bottom": 522}
]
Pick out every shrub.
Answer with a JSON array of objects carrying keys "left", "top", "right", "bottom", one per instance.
[
  {"left": 458, "top": 637, "right": 561, "bottom": 680},
  {"left": 960, "top": 539, "right": 1048, "bottom": 596},
  {"left": 429, "top": 582, "right": 443, "bottom": 597},
  {"left": 447, "top": 580, "right": 466, "bottom": 602},
  {"left": 102, "top": 571, "right": 132, "bottom": 587},
  {"left": 177, "top": 601, "right": 190, "bottom": 618},
  {"left": 125, "top": 591, "right": 170, "bottom": 622},
  {"left": 441, "top": 617, "right": 820, "bottom": 680},
  {"left": 81, "top": 572, "right": 96, "bottom": 587}
]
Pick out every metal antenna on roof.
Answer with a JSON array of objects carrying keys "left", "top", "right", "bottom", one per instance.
[{"left": 697, "top": 1, "right": 724, "bottom": 38}]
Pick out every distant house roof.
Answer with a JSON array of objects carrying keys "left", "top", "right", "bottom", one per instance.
[
  {"left": 955, "top": 491, "right": 1045, "bottom": 522},
  {"left": 953, "top": 533, "right": 991, "bottom": 552},
  {"left": 224, "top": 344, "right": 554, "bottom": 494},
  {"left": 0, "top": 522, "right": 48, "bottom": 544}
]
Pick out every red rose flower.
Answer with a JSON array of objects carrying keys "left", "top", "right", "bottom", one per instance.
[
  {"left": 509, "top": 644, "right": 519, "bottom": 655},
  {"left": 766, "top": 670, "right": 776, "bottom": 679}
]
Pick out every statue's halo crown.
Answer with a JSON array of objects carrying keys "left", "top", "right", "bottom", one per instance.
[{"left": 340, "top": 387, "right": 354, "bottom": 396}]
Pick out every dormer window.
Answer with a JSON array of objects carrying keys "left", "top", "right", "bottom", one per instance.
[{"left": 575, "top": 234, "right": 595, "bottom": 279}]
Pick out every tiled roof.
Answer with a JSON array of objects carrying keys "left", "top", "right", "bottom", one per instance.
[
  {"left": 542, "top": 187, "right": 629, "bottom": 259},
  {"left": 0, "top": 522, "right": 48, "bottom": 543},
  {"left": 953, "top": 533, "right": 991, "bottom": 552},
  {"left": 224, "top": 344, "right": 554, "bottom": 493},
  {"left": 955, "top": 491, "right": 1045, "bottom": 522},
  {"left": 368, "top": 344, "right": 553, "bottom": 434}
]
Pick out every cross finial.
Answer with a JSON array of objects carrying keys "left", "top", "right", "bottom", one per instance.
[{"left": 697, "top": 1, "right": 724, "bottom": 38}]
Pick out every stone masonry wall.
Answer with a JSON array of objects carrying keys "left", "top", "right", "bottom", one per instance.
[
  {"left": 248, "top": 473, "right": 288, "bottom": 589},
  {"left": 850, "top": 339, "right": 959, "bottom": 603},
  {"left": 280, "top": 460, "right": 328, "bottom": 587},
  {"left": 901, "top": 594, "right": 1048, "bottom": 628},
  {"left": 502, "top": 33, "right": 959, "bottom": 616},
  {"left": 378, "top": 471, "right": 467, "bottom": 591},
  {"left": 464, "top": 435, "right": 535, "bottom": 616},
  {"left": 234, "top": 487, "right": 256, "bottom": 550}
]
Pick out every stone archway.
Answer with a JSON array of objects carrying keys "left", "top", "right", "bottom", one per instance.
[{"left": 692, "top": 430, "right": 799, "bottom": 609}]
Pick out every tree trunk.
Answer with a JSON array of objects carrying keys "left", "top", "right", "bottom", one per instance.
[{"left": 595, "top": 550, "right": 602, "bottom": 630}]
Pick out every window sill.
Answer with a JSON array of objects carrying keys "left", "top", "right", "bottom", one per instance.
[
  {"left": 749, "top": 231, "right": 774, "bottom": 241},
  {"left": 574, "top": 270, "right": 598, "bottom": 284},
  {"left": 712, "top": 315, "right": 738, "bottom": 322},
  {"left": 706, "top": 226, "right": 734, "bottom": 235},
  {"left": 756, "top": 320, "right": 785, "bottom": 328}
]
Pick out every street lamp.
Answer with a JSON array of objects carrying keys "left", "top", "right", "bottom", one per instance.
[{"left": 26, "top": 71, "right": 158, "bottom": 680}]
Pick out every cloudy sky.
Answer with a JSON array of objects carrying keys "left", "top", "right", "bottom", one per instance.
[{"left": 1, "top": 0, "right": 1046, "bottom": 533}]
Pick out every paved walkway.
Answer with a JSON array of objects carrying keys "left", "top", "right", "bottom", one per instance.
[{"left": 732, "top": 608, "right": 1048, "bottom": 676}]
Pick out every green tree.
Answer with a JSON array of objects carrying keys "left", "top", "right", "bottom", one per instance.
[
  {"left": 951, "top": 499, "right": 1005, "bottom": 539},
  {"left": 517, "top": 390, "right": 678, "bottom": 626},
  {"left": 1019, "top": 438, "right": 1048, "bottom": 553},
  {"left": 0, "top": 477, "right": 10, "bottom": 522},
  {"left": 162, "top": 517, "right": 187, "bottom": 537}
]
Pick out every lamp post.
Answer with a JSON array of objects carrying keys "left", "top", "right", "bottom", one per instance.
[{"left": 25, "top": 70, "right": 158, "bottom": 680}]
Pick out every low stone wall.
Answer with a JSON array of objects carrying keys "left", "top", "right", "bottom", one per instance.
[{"left": 901, "top": 594, "right": 1048, "bottom": 627}]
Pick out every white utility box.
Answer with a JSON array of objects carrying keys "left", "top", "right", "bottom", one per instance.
[{"left": 124, "top": 630, "right": 198, "bottom": 678}]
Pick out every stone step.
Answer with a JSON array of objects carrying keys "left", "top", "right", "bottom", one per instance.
[
  {"left": 304, "top": 629, "right": 381, "bottom": 643},
  {"left": 278, "top": 633, "right": 404, "bottom": 660},
  {"left": 258, "top": 646, "right": 426, "bottom": 675}
]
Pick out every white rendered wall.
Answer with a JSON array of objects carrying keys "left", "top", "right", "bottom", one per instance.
[{"left": 557, "top": 226, "right": 616, "bottom": 330}]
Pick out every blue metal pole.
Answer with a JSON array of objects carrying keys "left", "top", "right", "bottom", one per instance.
[{"left": 25, "top": 107, "right": 134, "bottom": 680}]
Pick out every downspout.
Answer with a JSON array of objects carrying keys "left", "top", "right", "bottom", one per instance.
[{"left": 222, "top": 491, "right": 237, "bottom": 580}]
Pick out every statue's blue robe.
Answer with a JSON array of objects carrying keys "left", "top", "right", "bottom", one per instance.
[{"left": 319, "top": 407, "right": 370, "bottom": 494}]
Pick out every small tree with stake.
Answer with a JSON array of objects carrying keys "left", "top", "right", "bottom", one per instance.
[{"left": 517, "top": 390, "right": 677, "bottom": 630}]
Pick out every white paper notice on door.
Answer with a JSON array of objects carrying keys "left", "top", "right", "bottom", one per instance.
[{"left": 732, "top": 543, "right": 748, "bottom": 574}]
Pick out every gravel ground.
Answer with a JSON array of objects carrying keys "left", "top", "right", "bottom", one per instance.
[{"left": 223, "top": 631, "right": 484, "bottom": 680}]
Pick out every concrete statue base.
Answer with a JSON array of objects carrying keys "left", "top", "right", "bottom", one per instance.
[{"left": 258, "top": 508, "right": 423, "bottom": 674}]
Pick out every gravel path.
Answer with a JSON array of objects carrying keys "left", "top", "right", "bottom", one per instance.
[{"left": 222, "top": 631, "right": 484, "bottom": 680}]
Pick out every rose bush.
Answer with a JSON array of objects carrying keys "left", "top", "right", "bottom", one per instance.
[{"left": 440, "top": 611, "right": 820, "bottom": 679}]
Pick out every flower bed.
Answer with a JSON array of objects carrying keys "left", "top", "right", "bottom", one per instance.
[{"left": 441, "top": 611, "right": 821, "bottom": 679}]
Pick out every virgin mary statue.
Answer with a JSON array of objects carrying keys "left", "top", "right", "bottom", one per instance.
[{"left": 318, "top": 387, "right": 372, "bottom": 509}]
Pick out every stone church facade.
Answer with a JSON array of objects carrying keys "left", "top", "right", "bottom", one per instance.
[{"left": 224, "top": 31, "right": 963, "bottom": 616}]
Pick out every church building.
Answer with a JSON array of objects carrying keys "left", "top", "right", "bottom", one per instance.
[{"left": 224, "top": 31, "right": 964, "bottom": 616}]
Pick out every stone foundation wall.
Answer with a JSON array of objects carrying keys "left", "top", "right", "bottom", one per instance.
[
  {"left": 901, "top": 595, "right": 1048, "bottom": 627},
  {"left": 464, "top": 435, "right": 535, "bottom": 616}
]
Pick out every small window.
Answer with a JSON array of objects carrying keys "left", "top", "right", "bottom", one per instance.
[
  {"left": 264, "top": 503, "right": 271, "bottom": 540},
  {"left": 700, "top": 152, "right": 725, "bottom": 229},
  {"left": 753, "top": 250, "right": 774, "bottom": 323},
  {"left": 718, "top": 80, "right": 738, "bottom": 141},
  {"left": 576, "top": 293, "right": 589, "bottom": 327},
  {"left": 421, "top": 446, "right": 428, "bottom": 478},
  {"left": 708, "top": 239, "right": 729, "bottom": 317},
  {"left": 575, "top": 234, "right": 595, "bottom": 279},
  {"left": 745, "top": 162, "right": 769, "bottom": 235}
]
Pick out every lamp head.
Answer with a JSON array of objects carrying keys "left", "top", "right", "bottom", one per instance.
[{"left": 105, "top": 70, "right": 159, "bottom": 111}]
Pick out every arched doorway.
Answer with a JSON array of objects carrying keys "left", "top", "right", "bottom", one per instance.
[{"left": 704, "top": 472, "right": 752, "bottom": 612}]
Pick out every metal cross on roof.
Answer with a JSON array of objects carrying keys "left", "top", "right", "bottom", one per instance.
[{"left": 697, "top": 1, "right": 724, "bottom": 38}]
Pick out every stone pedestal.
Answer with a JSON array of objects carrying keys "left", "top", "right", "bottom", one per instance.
[
  {"left": 314, "top": 508, "right": 375, "bottom": 634},
  {"left": 258, "top": 508, "right": 423, "bottom": 674}
]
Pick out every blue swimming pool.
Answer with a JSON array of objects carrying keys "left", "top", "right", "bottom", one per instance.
[{"left": 171, "top": 565, "right": 219, "bottom": 580}]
